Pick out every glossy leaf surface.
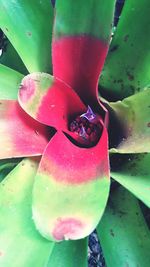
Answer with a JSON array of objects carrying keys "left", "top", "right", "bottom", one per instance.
[
  {"left": 99, "top": 0, "right": 150, "bottom": 100},
  {"left": 0, "top": 158, "right": 54, "bottom": 267},
  {"left": 97, "top": 187, "right": 150, "bottom": 267},
  {"left": 109, "top": 88, "right": 150, "bottom": 153},
  {"left": 0, "top": 0, "right": 53, "bottom": 73},
  {"left": 0, "top": 64, "right": 23, "bottom": 100},
  {"left": 111, "top": 153, "right": 150, "bottom": 207}
]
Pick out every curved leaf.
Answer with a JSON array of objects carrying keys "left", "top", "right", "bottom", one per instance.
[
  {"left": 0, "top": 64, "right": 23, "bottom": 100},
  {"left": 97, "top": 187, "right": 150, "bottom": 267},
  {"left": 109, "top": 88, "right": 150, "bottom": 153},
  {"left": 18, "top": 72, "right": 86, "bottom": 129},
  {"left": 0, "top": 0, "right": 53, "bottom": 73},
  {"left": 52, "top": 0, "right": 116, "bottom": 104},
  {"left": 111, "top": 153, "right": 150, "bottom": 207},
  {"left": 32, "top": 130, "right": 110, "bottom": 241},
  {"left": 0, "top": 158, "right": 54, "bottom": 267},
  {"left": 99, "top": 0, "right": 150, "bottom": 100}
]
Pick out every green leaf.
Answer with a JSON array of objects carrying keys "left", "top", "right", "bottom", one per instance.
[
  {"left": 0, "top": 39, "right": 28, "bottom": 75},
  {"left": 0, "top": 158, "right": 54, "bottom": 267},
  {"left": 47, "top": 239, "right": 88, "bottom": 267},
  {"left": 99, "top": 0, "right": 150, "bottom": 100},
  {"left": 108, "top": 88, "right": 150, "bottom": 153},
  {"left": 111, "top": 153, "right": 150, "bottom": 207},
  {"left": 97, "top": 187, "right": 150, "bottom": 267},
  {"left": 0, "top": 64, "right": 23, "bottom": 99},
  {"left": 0, "top": 0, "right": 53, "bottom": 73}
]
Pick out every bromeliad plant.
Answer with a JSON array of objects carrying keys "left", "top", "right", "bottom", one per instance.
[{"left": 0, "top": 0, "right": 150, "bottom": 266}]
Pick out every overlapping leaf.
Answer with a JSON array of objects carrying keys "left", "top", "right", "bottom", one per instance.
[
  {"left": 0, "top": 39, "right": 28, "bottom": 75},
  {"left": 0, "top": 157, "right": 89, "bottom": 267},
  {"left": 0, "top": 64, "right": 23, "bottom": 100},
  {"left": 0, "top": 100, "right": 49, "bottom": 159},
  {"left": 31, "top": 0, "right": 113, "bottom": 242},
  {"left": 0, "top": 158, "right": 54, "bottom": 267},
  {"left": 111, "top": 153, "right": 150, "bottom": 207},
  {"left": 0, "top": 0, "right": 53, "bottom": 73},
  {"left": 53, "top": 0, "right": 116, "bottom": 104},
  {"left": 99, "top": 0, "right": 150, "bottom": 100},
  {"left": 0, "top": 158, "right": 21, "bottom": 182},
  {"left": 109, "top": 88, "right": 150, "bottom": 153},
  {"left": 97, "top": 187, "right": 150, "bottom": 267},
  {"left": 47, "top": 239, "right": 87, "bottom": 267}
]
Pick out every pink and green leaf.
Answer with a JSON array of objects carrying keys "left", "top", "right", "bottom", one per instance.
[
  {"left": 0, "top": 157, "right": 88, "bottom": 267},
  {"left": 99, "top": 0, "right": 150, "bottom": 100},
  {"left": 0, "top": 64, "right": 23, "bottom": 100},
  {"left": 111, "top": 153, "right": 150, "bottom": 207},
  {"left": 0, "top": 158, "right": 54, "bottom": 267},
  {"left": 0, "top": 0, "right": 53, "bottom": 73},
  {"left": 18, "top": 72, "right": 86, "bottom": 129},
  {"left": 97, "top": 187, "right": 150, "bottom": 267},
  {"left": 0, "top": 100, "right": 50, "bottom": 159},
  {"left": 109, "top": 88, "right": 150, "bottom": 153},
  {"left": 32, "top": 129, "right": 110, "bottom": 241},
  {"left": 52, "top": 0, "right": 116, "bottom": 103}
]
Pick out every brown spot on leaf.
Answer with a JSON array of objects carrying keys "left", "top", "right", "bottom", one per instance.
[
  {"left": 110, "top": 45, "right": 119, "bottom": 52},
  {"left": 130, "top": 85, "right": 135, "bottom": 94},
  {"left": 118, "top": 210, "right": 127, "bottom": 217},
  {"left": 124, "top": 34, "right": 129, "bottom": 42},
  {"left": 31, "top": 164, "right": 35, "bottom": 168},
  {"left": 110, "top": 229, "right": 115, "bottom": 237},
  {"left": 27, "top": 31, "right": 32, "bottom": 36},
  {"left": 147, "top": 122, "right": 150, "bottom": 127},
  {"left": 126, "top": 71, "right": 134, "bottom": 81},
  {"left": 117, "top": 79, "right": 123, "bottom": 83}
]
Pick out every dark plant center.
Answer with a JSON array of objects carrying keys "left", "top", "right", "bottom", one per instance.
[{"left": 69, "top": 106, "right": 103, "bottom": 147}]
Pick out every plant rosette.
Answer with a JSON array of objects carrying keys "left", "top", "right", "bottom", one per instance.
[{"left": 0, "top": 0, "right": 150, "bottom": 267}]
